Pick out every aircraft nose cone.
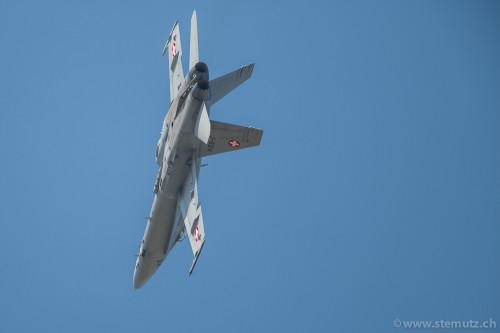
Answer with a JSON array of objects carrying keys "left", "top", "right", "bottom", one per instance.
[
  {"left": 133, "top": 272, "right": 143, "bottom": 289},
  {"left": 133, "top": 266, "right": 149, "bottom": 290},
  {"left": 133, "top": 276, "right": 144, "bottom": 290}
]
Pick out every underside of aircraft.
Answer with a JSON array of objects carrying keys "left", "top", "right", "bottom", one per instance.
[{"left": 133, "top": 11, "right": 263, "bottom": 289}]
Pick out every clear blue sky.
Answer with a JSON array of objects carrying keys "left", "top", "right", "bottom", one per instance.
[{"left": 1, "top": 1, "right": 499, "bottom": 332}]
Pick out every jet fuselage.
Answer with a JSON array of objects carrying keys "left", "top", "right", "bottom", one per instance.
[
  {"left": 133, "top": 67, "right": 209, "bottom": 289},
  {"left": 133, "top": 11, "right": 261, "bottom": 289}
]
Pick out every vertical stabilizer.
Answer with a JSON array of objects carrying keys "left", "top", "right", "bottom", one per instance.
[{"left": 189, "top": 10, "right": 199, "bottom": 71}]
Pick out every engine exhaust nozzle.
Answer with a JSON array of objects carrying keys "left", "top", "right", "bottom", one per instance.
[
  {"left": 195, "top": 62, "right": 208, "bottom": 73},
  {"left": 192, "top": 79, "right": 210, "bottom": 100},
  {"left": 197, "top": 79, "right": 209, "bottom": 90}
]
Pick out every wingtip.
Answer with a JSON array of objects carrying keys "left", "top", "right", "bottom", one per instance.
[
  {"left": 188, "top": 238, "right": 206, "bottom": 276},
  {"left": 162, "top": 19, "right": 180, "bottom": 57}
]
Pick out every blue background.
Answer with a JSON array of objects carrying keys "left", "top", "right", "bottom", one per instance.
[{"left": 1, "top": 1, "right": 499, "bottom": 332}]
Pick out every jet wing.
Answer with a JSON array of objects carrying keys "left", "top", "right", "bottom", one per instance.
[
  {"left": 162, "top": 20, "right": 186, "bottom": 101},
  {"left": 177, "top": 153, "right": 206, "bottom": 275},
  {"left": 198, "top": 120, "right": 263, "bottom": 157}
]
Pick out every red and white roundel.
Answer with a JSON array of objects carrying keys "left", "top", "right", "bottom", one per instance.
[
  {"left": 194, "top": 226, "right": 201, "bottom": 242},
  {"left": 228, "top": 139, "right": 240, "bottom": 148},
  {"left": 172, "top": 43, "right": 177, "bottom": 57}
]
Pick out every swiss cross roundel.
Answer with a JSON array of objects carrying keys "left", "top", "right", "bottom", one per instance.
[
  {"left": 228, "top": 139, "right": 240, "bottom": 148},
  {"left": 194, "top": 227, "right": 201, "bottom": 242},
  {"left": 172, "top": 43, "right": 177, "bottom": 57}
]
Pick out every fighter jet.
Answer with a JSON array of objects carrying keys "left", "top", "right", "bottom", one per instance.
[{"left": 133, "top": 11, "right": 263, "bottom": 289}]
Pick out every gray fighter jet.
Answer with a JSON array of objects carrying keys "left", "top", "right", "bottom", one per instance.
[{"left": 133, "top": 11, "right": 263, "bottom": 289}]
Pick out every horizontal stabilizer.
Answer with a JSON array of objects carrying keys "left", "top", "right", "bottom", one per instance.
[
  {"left": 209, "top": 64, "right": 254, "bottom": 106},
  {"left": 198, "top": 120, "right": 263, "bottom": 157}
]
